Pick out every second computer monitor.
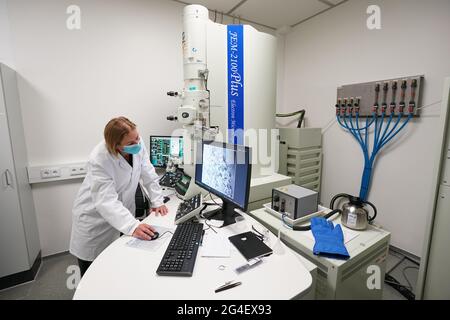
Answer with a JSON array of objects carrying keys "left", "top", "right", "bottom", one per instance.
[
  {"left": 195, "top": 141, "right": 252, "bottom": 226},
  {"left": 150, "top": 136, "right": 184, "bottom": 168}
]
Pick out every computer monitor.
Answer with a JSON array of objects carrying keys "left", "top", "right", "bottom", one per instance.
[
  {"left": 195, "top": 141, "right": 252, "bottom": 227},
  {"left": 150, "top": 136, "right": 184, "bottom": 168}
]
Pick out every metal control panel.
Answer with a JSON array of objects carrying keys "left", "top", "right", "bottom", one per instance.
[
  {"left": 336, "top": 75, "right": 424, "bottom": 117},
  {"left": 272, "top": 184, "right": 318, "bottom": 220},
  {"left": 272, "top": 191, "right": 296, "bottom": 219}
]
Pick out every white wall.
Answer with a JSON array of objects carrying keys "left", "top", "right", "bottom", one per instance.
[
  {"left": 4, "top": 0, "right": 186, "bottom": 256},
  {"left": 282, "top": 0, "right": 450, "bottom": 256},
  {"left": 7, "top": 0, "right": 446, "bottom": 258},
  {"left": 2, "top": 0, "right": 280, "bottom": 257},
  {"left": 0, "top": 0, "right": 15, "bottom": 68}
]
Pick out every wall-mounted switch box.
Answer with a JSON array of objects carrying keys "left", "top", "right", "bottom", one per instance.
[
  {"left": 336, "top": 75, "right": 424, "bottom": 118},
  {"left": 29, "top": 162, "right": 87, "bottom": 184}
]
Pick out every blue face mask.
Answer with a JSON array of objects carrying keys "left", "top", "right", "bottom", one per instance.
[{"left": 122, "top": 141, "right": 142, "bottom": 155}]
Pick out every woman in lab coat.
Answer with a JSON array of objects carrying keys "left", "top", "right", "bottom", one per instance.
[{"left": 70, "top": 117, "right": 168, "bottom": 276}]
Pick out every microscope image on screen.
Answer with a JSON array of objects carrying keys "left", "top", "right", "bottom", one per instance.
[
  {"left": 202, "top": 144, "right": 236, "bottom": 199},
  {"left": 150, "top": 136, "right": 183, "bottom": 168}
]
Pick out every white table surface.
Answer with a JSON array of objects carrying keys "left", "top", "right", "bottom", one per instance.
[
  {"left": 73, "top": 194, "right": 312, "bottom": 300},
  {"left": 249, "top": 206, "right": 391, "bottom": 267}
]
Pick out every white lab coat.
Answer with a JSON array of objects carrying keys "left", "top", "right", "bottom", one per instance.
[{"left": 69, "top": 139, "right": 163, "bottom": 261}]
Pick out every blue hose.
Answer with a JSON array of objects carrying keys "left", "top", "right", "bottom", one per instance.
[
  {"left": 346, "top": 113, "right": 366, "bottom": 152},
  {"left": 379, "top": 113, "right": 394, "bottom": 145},
  {"left": 379, "top": 114, "right": 412, "bottom": 150},
  {"left": 359, "top": 163, "right": 373, "bottom": 201},
  {"left": 374, "top": 112, "right": 385, "bottom": 151},
  {"left": 337, "top": 109, "right": 411, "bottom": 201},
  {"left": 355, "top": 113, "right": 370, "bottom": 162},
  {"left": 338, "top": 115, "right": 365, "bottom": 152},
  {"left": 377, "top": 113, "right": 403, "bottom": 149},
  {"left": 352, "top": 117, "right": 375, "bottom": 131}
]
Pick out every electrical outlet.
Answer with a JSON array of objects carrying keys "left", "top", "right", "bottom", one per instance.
[
  {"left": 40, "top": 169, "right": 51, "bottom": 179},
  {"left": 40, "top": 167, "right": 61, "bottom": 179},
  {"left": 29, "top": 162, "right": 88, "bottom": 184},
  {"left": 70, "top": 165, "right": 87, "bottom": 176},
  {"left": 50, "top": 168, "right": 61, "bottom": 178}
]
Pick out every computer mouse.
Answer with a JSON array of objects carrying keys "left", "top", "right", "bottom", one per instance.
[{"left": 151, "top": 232, "right": 159, "bottom": 240}]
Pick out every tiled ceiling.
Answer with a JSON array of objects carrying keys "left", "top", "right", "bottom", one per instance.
[{"left": 175, "top": 0, "right": 346, "bottom": 29}]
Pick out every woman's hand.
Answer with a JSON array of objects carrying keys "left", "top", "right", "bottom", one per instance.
[
  {"left": 152, "top": 205, "right": 168, "bottom": 216},
  {"left": 132, "top": 223, "right": 156, "bottom": 241}
]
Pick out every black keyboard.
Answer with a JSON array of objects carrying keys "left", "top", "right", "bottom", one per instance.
[{"left": 156, "top": 222, "right": 204, "bottom": 277}]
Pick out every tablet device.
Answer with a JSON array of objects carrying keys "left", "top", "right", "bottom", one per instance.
[{"left": 228, "top": 231, "right": 273, "bottom": 261}]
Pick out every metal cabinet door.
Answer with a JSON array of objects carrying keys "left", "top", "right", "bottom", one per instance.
[
  {"left": 441, "top": 142, "right": 450, "bottom": 186},
  {"left": 424, "top": 184, "right": 450, "bottom": 299},
  {"left": 0, "top": 72, "right": 29, "bottom": 278}
]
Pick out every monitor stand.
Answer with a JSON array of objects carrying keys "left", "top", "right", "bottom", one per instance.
[{"left": 203, "top": 200, "right": 242, "bottom": 227}]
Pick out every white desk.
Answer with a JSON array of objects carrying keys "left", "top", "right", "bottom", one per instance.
[
  {"left": 73, "top": 195, "right": 313, "bottom": 300},
  {"left": 249, "top": 207, "right": 391, "bottom": 299}
]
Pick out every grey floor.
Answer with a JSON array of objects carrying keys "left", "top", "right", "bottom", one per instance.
[
  {"left": 383, "top": 249, "right": 420, "bottom": 300},
  {"left": 0, "top": 249, "right": 419, "bottom": 300},
  {"left": 0, "top": 253, "right": 77, "bottom": 300}
]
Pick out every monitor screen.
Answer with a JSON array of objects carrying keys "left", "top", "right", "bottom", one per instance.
[
  {"left": 150, "top": 136, "right": 184, "bottom": 168},
  {"left": 195, "top": 141, "right": 251, "bottom": 211}
]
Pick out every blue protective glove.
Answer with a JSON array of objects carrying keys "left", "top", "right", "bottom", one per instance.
[{"left": 310, "top": 217, "right": 350, "bottom": 260}]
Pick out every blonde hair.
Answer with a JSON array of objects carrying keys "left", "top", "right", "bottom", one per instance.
[{"left": 104, "top": 117, "right": 137, "bottom": 156}]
